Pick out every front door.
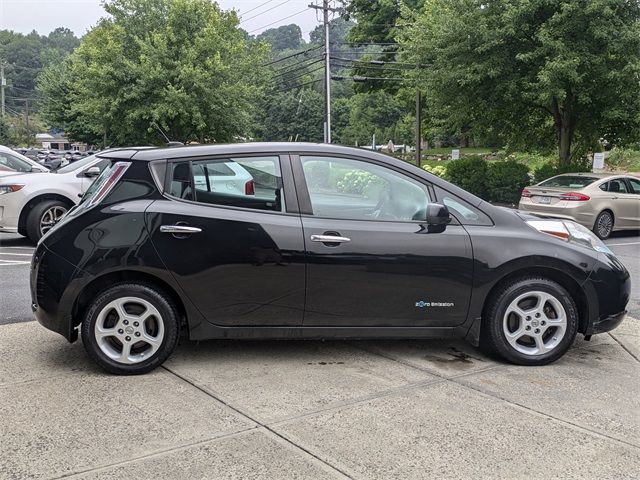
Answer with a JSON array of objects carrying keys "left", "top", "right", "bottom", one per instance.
[
  {"left": 294, "top": 155, "right": 474, "bottom": 328},
  {"left": 147, "top": 154, "right": 305, "bottom": 326}
]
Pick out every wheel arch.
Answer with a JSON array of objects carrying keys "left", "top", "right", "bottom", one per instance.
[
  {"left": 480, "top": 266, "right": 590, "bottom": 336},
  {"left": 18, "top": 193, "right": 76, "bottom": 236},
  {"left": 71, "top": 270, "right": 188, "bottom": 331}
]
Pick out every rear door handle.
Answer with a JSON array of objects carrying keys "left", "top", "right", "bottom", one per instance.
[
  {"left": 310, "top": 234, "right": 351, "bottom": 243},
  {"left": 160, "top": 225, "right": 202, "bottom": 234}
]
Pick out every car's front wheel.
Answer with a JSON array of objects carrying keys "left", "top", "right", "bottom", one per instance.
[
  {"left": 81, "top": 283, "right": 180, "bottom": 375},
  {"left": 26, "top": 200, "right": 69, "bottom": 243},
  {"left": 482, "top": 277, "right": 578, "bottom": 365}
]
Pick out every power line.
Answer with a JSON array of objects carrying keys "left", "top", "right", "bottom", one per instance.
[
  {"left": 281, "top": 64, "right": 325, "bottom": 84},
  {"left": 240, "top": 0, "right": 294, "bottom": 24},
  {"left": 262, "top": 44, "right": 323, "bottom": 67},
  {"left": 247, "top": 8, "right": 309, "bottom": 34},
  {"left": 339, "top": 42, "right": 399, "bottom": 46},
  {"left": 273, "top": 78, "right": 322, "bottom": 94},
  {"left": 272, "top": 54, "right": 322, "bottom": 74},
  {"left": 240, "top": 0, "right": 279, "bottom": 16},
  {"left": 332, "top": 60, "right": 408, "bottom": 73},
  {"left": 272, "top": 58, "right": 324, "bottom": 79},
  {"left": 333, "top": 75, "right": 407, "bottom": 82}
]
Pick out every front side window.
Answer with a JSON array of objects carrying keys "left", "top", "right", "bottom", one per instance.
[
  {"left": 168, "top": 156, "right": 284, "bottom": 212},
  {"left": 434, "top": 186, "right": 493, "bottom": 226},
  {"left": 301, "top": 156, "right": 430, "bottom": 222}
]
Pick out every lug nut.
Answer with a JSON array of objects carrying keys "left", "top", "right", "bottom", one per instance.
[
  {"left": 526, "top": 316, "right": 531, "bottom": 321},
  {"left": 123, "top": 320, "right": 129, "bottom": 325},
  {"left": 125, "top": 336, "right": 131, "bottom": 341},
  {"left": 133, "top": 321, "right": 139, "bottom": 327},
  {"left": 535, "top": 313, "right": 541, "bottom": 318},
  {"left": 541, "top": 321, "right": 546, "bottom": 326},
  {"left": 118, "top": 329, "right": 124, "bottom": 334},
  {"left": 534, "top": 328, "right": 540, "bottom": 334},
  {"left": 135, "top": 332, "right": 141, "bottom": 337},
  {"left": 526, "top": 326, "right": 531, "bottom": 331}
]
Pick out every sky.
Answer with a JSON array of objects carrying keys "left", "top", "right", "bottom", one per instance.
[{"left": 0, "top": 0, "right": 325, "bottom": 39}]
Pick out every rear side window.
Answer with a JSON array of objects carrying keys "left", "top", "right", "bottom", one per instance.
[
  {"left": 75, "top": 161, "right": 131, "bottom": 213},
  {"left": 539, "top": 176, "right": 598, "bottom": 188},
  {"left": 609, "top": 178, "right": 628, "bottom": 193},
  {"left": 168, "top": 157, "right": 284, "bottom": 212}
]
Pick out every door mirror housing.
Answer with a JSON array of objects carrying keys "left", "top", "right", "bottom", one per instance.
[
  {"left": 84, "top": 166, "right": 101, "bottom": 177},
  {"left": 426, "top": 203, "right": 452, "bottom": 226}
]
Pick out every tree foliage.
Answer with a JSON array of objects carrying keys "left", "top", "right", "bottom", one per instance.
[
  {"left": 400, "top": 0, "right": 640, "bottom": 164},
  {"left": 38, "top": 0, "right": 268, "bottom": 146},
  {"left": 256, "top": 24, "right": 304, "bottom": 52}
]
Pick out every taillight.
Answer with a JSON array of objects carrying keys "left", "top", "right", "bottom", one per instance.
[
  {"left": 559, "top": 192, "right": 590, "bottom": 201},
  {"left": 521, "top": 188, "right": 531, "bottom": 198},
  {"left": 245, "top": 180, "right": 255, "bottom": 195},
  {"left": 87, "top": 162, "right": 130, "bottom": 207}
]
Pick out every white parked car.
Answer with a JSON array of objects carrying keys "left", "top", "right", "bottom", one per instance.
[
  {"left": 0, "top": 152, "right": 110, "bottom": 242},
  {"left": 0, "top": 145, "right": 49, "bottom": 177}
]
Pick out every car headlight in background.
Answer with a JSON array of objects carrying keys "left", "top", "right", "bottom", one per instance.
[
  {"left": 526, "top": 219, "right": 612, "bottom": 254},
  {"left": 0, "top": 185, "right": 25, "bottom": 195}
]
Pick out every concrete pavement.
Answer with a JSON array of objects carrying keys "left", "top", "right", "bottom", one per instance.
[{"left": 0, "top": 319, "right": 639, "bottom": 479}]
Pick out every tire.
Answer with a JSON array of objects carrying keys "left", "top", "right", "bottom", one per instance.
[
  {"left": 81, "top": 283, "right": 180, "bottom": 375},
  {"left": 593, "top": 210, "right": 614, "bottom": 240},
  {"left": 481, "top": 277, "right": 578, "bottom": 366},
  {"left": 25, "top": 200, "right": 69, "bottom": 243}
]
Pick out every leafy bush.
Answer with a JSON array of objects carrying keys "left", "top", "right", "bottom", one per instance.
[
  {"left": 336, "top": 170, "right": 384, "bottom": 195},
  {"left": 607, "top": 148, "right": 640, "bottom": 171},
  {"left": 486, "top": 161, "right": 531, "bottom": 203},
  {"left": 532, "top": 161, "right": 591, "bottom": 184},
  {"left": 444, "top": 157, "right": 488, "bottom": 198},
  {"left": 422, "top": 164, "right": 447, "bottom": 177}
]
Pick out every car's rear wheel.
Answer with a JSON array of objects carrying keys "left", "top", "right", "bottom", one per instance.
[
  {"left": 593, "top": 210, "right": 614, "bottom": 239},
  {"left": 81, "top": 283, "right": 179, "bottom": 375},
  {"left": 25, "top": 200, "right": 68, "bottom": 243},
  {"left": 482, "top": 277, "right": 578, "bottom": 365}
]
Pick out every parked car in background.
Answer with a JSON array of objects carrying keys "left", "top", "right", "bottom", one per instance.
[
  {"left": 0, "top": 145, "right": 49, "bottom": 177},
  {"left": 30, "top": 143, "right": 630, "bottom": 374},
  {"left": 0, "top": 152, "right": 111, "bottom": 242},
  {"left": 519, "top": 173, "right": 640, "bottom": 239}
]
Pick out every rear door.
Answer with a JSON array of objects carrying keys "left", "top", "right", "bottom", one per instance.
[
  {"left": 618, "top": 177, "right": 640, "bottom": 228},
  {"left": 293, "top": 154, "right": 474, "bottom": 328},
  {"left": 147, "top": 154, "right": 305, "bottom": 327}
]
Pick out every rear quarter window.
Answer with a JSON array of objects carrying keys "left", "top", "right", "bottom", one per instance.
[{"left": 539, "top": 176, "right": 598, "bottom": 188}]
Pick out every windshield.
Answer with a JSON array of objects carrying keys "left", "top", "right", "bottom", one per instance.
[
  {"left": 57, "top": 153, "right": 99, "bottom": 173},
  {"left": 538, "top": 175, "right": 599, "bottom": 189},
  {"left": 0, "top": 152, "right": 35, "bottom": 172}
]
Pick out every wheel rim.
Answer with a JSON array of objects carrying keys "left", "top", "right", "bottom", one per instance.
[
  {"left": 502, "top": 291, "right": 567, "bottom": 356},
  {"left": 94, "top": 297, "right": 165, "bottom": 365},
  {"left": 40, "top": 206, "right": 67, "bottom": 236},
  {"left": 597, "top": 213, "right": 612, "bottom": 238}
]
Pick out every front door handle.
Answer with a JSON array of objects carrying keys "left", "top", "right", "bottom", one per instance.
[
  {"left": 160, "top": 225, "right": 202, "bottom": 234},
  {"left": 310, "top": 234, "right": 351, "bottom": 243}
]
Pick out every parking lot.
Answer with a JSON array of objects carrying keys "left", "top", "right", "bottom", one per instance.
[{"left": 1, "top": 231, "right": 639, "bottom": 479}]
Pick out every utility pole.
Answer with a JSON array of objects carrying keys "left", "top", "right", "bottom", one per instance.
[
  {"left": 416, "top": 90, "right": 422, "bottom": 167},
  {"left": 309, "top": 1, "right": 340, "bottom": 143},
  {"left": 0, "top": 61, "right": 6, "bottom": 118}
]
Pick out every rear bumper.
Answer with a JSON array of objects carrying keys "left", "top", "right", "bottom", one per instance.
[{"left": 518, "top": 202, "right": 595, "bottom": 229}]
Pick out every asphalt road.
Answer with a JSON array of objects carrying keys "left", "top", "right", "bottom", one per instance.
[{"left": 1, "top": 230, "right": 638, "bottom": 326}]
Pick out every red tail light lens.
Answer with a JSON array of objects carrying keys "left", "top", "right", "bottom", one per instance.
[
  {"left": 244, "top": 180, "right": 255, "bottom": 195},
  {"left": 559, "top": 192, "right": 590, "bottom": 201},
  {"left": 521, "top": 188, "right": 532, "bottom": 198}
]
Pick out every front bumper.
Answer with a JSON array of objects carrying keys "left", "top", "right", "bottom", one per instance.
[{"left": 590, "top": 310, "right": 627, "bottom": 335}]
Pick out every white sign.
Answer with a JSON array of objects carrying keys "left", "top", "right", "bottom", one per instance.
[
  {"left": 451, "top": 149, "right": 460, "bottom": 160},
  {"left": 593, "top": 152, "right": 605, "bottom": 170}
]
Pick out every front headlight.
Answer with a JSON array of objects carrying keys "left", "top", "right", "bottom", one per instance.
[
  {"left": 0, "top": 184, "right": 25, "bottom": 195},
  {"left": 526, "top": 219, "right": 612, "bottom": 254}
]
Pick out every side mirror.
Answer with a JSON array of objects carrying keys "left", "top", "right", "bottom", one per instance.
[
  {"left": 84, "top": 166, "right": 101, "bottom": 177},
  {"left": 31, "top": 166, "right": 44, "bottom": 173},
  {"left": 426, "top": 203, "right": 452, "bottom": 226}
]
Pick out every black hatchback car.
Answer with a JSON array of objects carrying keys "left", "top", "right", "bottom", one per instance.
[{"left": 31, "top": 143, "right": 630, "bottom": 374}]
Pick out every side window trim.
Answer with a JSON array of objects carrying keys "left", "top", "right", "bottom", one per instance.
[
  {"left": 293, "top": 154, "right": 434, "bottom": 223},
  {"left": 162, "top": 154, "right": 299, "bottom": 216},
  {"left": 623, "top": 177, "right": 640, "bottom": 195}
]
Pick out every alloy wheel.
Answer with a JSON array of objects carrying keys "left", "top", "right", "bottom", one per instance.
[
  {"left": 502, "top": 291, "right": 567, "bottom": 356},
  {"left": 40, "top": 206, "right": 67, "bottom": 236},
  {"left": 597, "top": 212, "right": 613, "bottom": 239},
  {"left": 94, "top": 297, "right": 165, "bottom": 364}
]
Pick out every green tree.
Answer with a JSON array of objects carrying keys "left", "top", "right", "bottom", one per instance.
[
  {"left": 38, "top": 0, "right": 269, "bottom": 145},
  {"left": 400, "top": 0, "right": 640, "bottom": 164},
  {"left": 256, "top": 24, "right": 304, "bottom": 52},
  {"left": 255, "top": 88, "right": 324, "bottom": 142}
]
